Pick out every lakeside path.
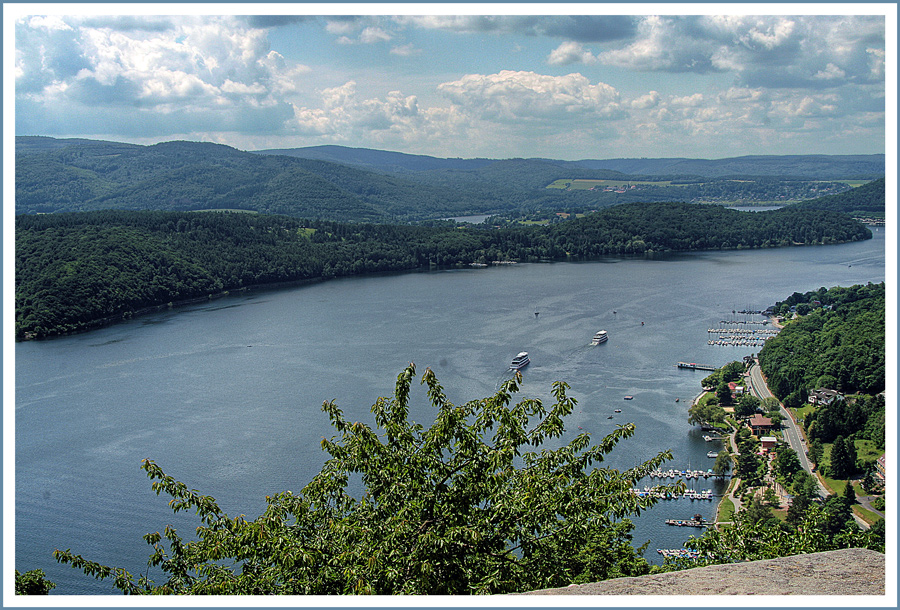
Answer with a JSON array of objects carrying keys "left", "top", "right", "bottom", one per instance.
[
  {"left": 688, "top": 391, "right": 741, "bottom": 526},
  {"left": 747, "top": 361, "right": 829, "bottom": 498},
  {"left": 713, "top": 426, "right": 742, "bottom": 526}
]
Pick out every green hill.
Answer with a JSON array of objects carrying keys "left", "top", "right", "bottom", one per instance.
[
  {"left": 794, "top": 178, "right": 885, "bottom": 217},
  {"left": 16, "top": 137, "right": 885, "bottom": 223}
]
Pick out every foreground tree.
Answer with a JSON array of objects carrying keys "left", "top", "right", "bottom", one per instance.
[
  {"left": 55, "top": 365, "right": 680, "bottom": 595},
  {"left": 15, "top": 570, "right": 55, "bottom": 595}
]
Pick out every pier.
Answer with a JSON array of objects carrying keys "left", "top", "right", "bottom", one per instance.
[{"left": 677, "top": 362, "right": 716, "bottom": 371}]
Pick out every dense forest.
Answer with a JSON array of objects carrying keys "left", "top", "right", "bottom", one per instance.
[
  {"left": 794, "top": 177, "right": 885, "bottom": 217},
  {"left": 758, "top": 283, "right": 885, "bottom": 448},
  {"left": 16, "top": 137, "right": 881, "bottom": 222},
  {"left": 16, "top": 204, "right": 871, "bottom": 339}
]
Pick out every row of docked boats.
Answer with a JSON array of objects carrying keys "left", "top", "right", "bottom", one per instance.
[
  {"left": 631, "top": 486, "right": 715, "bottom": 500},
  {"left": 649, "top": 468, "right": 717, "bottom": 479},
  {"left": 707, "top": 327, "right": 779, "bottom": 334},
  {"left": 657, "top": 548, "right": 700, "bottom": 559},
  {"left": 508, "top": 330, "right": 608, "bottom": 370},
  {"left": 708, "top": 336, "right": 770, "bottom": 347}
]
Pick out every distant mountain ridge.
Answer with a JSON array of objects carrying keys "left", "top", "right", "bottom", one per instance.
[
  {"left": 255, "top": 145, "right": 885, "bottom": 179},
  {"left": 16, "top": 136, "right": 884, "bottom": 223}
]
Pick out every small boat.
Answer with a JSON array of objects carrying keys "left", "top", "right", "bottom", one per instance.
[
  {"left": 509, "top": 352, "right": 530, "bottom": 370},
  {"left": 591, "top": 330, "right": 609, "bottom": 345},
  {"left": 614, "top": 409, "right": 622, "bottom": 413},
  {"left": 607, "top": 415, "right": 614, "bottom": 419},
  {"left": 624, "top": 395, "right": 633, "bottom": 400},
  {"left": 675, "top": 398, "right": 680, "bottom": 402},
  {"left": 707, "top": 451, "right": 719, "bottom": 458}
]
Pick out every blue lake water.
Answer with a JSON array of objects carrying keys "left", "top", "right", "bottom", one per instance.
[{"left": 15, "top": 227, "right": 886, "bottom": 594}]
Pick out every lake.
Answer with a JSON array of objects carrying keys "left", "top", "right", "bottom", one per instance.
[{"left": 14, "top": 227, "right": 886, "bottom": 594}]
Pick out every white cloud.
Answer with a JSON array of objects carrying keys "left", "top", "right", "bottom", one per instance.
[
  {"left": 630, "top": 91, "right": 660, "bottom": 109},
  {"left": 547, "top": 42, "right": 598, "bottom": 66},
  {"left": 287, "top": 81, "right": 424, "bottom": 138},
  {"left": 359, "top": 27, "right": 392, "bottom": 44},
  {"left": 437, "top": 70, "right": 622, "bottom": 121},
  {"left": 12, "top": 12, "right": 886, "bottom": 159},
  {"left": 670, "top": 93, "right": 704, "bottom": 108},
  {"left": 814, "top": 63, "right": 847, "bottom": 81},
  {"left": 25, "top": 15, "right": 73, "bottom": 32},
  {"left": 599, "top": 16, "right": 716, "bottom": 73},
  {"left": 390, "top": 43, "right": 420, "bottom": 57}
]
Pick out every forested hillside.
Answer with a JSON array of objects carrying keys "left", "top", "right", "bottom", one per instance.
[
  {"left": 257, "top": 145, "right": 885, "bottom": 180},
  {"left": 794, "top": 177, "right": 885, "bottom": 217},
  {"left": 16, "top": 204, "right": 871, "bottom": 339},
  {"left": 758, "top": 283, "right": 885, "bottom": 461},
  {"left": 760, "top": 283, "right": 885, "bottom": 402},
  {"left": 559, "top": 154, "right": 885, "bottom": 179},
  {"left": 16, "top": 137, "right": 880, "bottom": 222}
]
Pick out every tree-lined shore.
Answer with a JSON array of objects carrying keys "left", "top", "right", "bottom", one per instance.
[{"left": 16, "top": 203, "right": 871, "bottom": 340}]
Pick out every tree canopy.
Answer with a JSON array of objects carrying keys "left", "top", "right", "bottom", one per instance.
[{"left": 54, "top": 365, "right": 680, "bottom": 595}]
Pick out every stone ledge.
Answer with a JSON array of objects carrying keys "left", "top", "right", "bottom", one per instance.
[{"left": 516, "top": 548, "right": 885, "bottom": 596}]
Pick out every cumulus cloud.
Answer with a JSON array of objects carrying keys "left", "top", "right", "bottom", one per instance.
[
  {"left": 325, "top": 17, "right": 395, "bottom": 45},
  {"left": 14, "top": 14, "right": 311, "bottom": 137},
  {"left": 599, "top": 16, "right": 718, "bottom": 73},
  {"left": 390, "top": 43, "right": 420, "bottom": 57},
  {"left": 12, "top": 12, "right": 886, "bottom": 158},
  {"left": 288, "top": 81, "right": 424, "bottom": 138},
  {"left": 630, "top": 91, "right": 660, "bottom": 109},
  {"left": 437, "top": 70, "right": 623, "bottom": 121},
  {"left": 597, "top": 14, "right": 885, "bottom": 92},
  {"left": 547, "top": 42, "right": 598, "bottom": 66}
]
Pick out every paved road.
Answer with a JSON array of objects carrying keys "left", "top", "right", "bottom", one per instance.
[{"left": 747, "top": 363, "right": 828, "bottom": 498}]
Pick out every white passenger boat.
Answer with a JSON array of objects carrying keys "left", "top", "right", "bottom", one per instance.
[
  {"left": 509, "top": 352, "right": 530, "bottom": 370},
  {"left": 591, "top": 330, "right": 609, "bottom": 345}
]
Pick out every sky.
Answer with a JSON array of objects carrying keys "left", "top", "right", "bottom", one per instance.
[{"left": 7, "top": 4, "right": 895, "bottom": 160}]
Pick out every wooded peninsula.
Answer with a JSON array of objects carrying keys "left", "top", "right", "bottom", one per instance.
[{"left": 16, "top": 202, "right": 871, "bottom": 340}]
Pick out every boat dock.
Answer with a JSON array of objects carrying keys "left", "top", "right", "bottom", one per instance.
[{"left": 677, "top": 362, "right": 716, "bottom": 371}]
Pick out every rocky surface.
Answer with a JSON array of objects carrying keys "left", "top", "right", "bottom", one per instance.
[{"left": 516, "top": 548, "right": 885, "bottom": 596}]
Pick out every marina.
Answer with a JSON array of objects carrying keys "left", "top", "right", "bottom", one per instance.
[{"left": 706, "top": 326, "right": 779, "bottom": 347}]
